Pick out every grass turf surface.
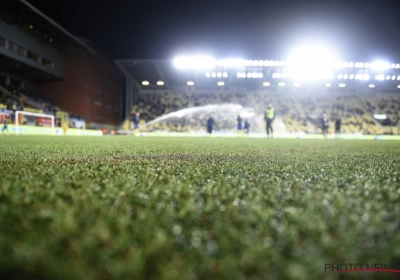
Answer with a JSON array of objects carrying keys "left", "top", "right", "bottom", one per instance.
[{"left": 1, "top": 136, "right": 400, "bottom": 280}]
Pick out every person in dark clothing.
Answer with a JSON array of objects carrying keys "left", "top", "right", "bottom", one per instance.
[
  {"left": 321, "top": 113, "right": 329, "bottom": 138},
  {"left": 2, "top": 119, "right": 8, "bottom": 134},
  {"left": 207, "top": 116, "right": 215, "bottom": 135},
  {"left": 244, "top": 120, "right": 250, "bottom": 134},
  {"left": 237, "top": 115, "right": 243, "bottom": 137},
  {"left": 134, "top": 113, "right": 140, "bottom": 130},
  {"left": 335, "top": 118, "right": 341, "bottom": 139}
]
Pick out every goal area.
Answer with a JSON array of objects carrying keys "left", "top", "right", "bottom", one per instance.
[{"left": 15, "top": 111, "right": 55, "bottom": 135}]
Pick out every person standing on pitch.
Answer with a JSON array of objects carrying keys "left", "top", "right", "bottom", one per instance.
[
  {"left": 244, "top": 120, "right": 250, "bottom": 135},
  {"left": 207, "top": 116, "right": 215, "bottom": 135},
  {"left": 133, "top": 112, "right": 140, "bottom": 135},
  {"left": 2, "top": 118, "right": 8, "bottom": 134},
  {"left": 265, "top": 103, "right": 275, "bottom": 138},
  {"left": 321, "top": 113, "right": 329, "bottom": 139},
  {"left": 237, "top": 115, "right": 244, "bottom": 137},
  {"left": 335, "top": 117, "right": 341, "bottom": 139}
]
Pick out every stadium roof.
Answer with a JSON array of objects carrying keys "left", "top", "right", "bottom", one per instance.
[
  {"left": 116, "top": 59, "right": 400, "bottom": 91},
  {"left": 0, "top": 0, "right": 96, "bottom": 56}
]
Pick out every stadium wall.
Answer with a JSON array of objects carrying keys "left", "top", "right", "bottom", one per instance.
[
  {"left": 38, "top": 55, "right": 122, "bottom": 126},
  {"left": 0, "top": 18, "right": 65, "bottom": 79}
]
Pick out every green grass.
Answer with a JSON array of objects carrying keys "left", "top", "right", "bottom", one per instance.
[{"left": 1, "top": 136, "right": 400, "bottom": 280}]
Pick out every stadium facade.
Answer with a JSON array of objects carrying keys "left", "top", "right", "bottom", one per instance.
[{"left": 0, "top": 0, "right": 122, "bottom": 129}]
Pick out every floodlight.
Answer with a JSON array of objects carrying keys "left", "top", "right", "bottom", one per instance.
[
  {"left": 349, "top": 74, "right": 354, "bottom": 79},
  {"left": 326, "top": 83, "right": 331, "bottom": 87},
  {"left": 282, "top": 73, "right": 288, "bottom": 79},
  {"left": 217, "top": 72, "right": 222, "bottom": 78},
  {"left": 157, "top": 81, "right": 164, "bottom": 86},
  {"left": 375, "top": 74, "right": 384, "bottom": 81},
  {"left": 398, "top": 85, "right": 400, "bottom": 89},
  {"left": 355, "top": 62, "right": 360, "bottom": 68},
  {"left": 368, "top": 84, "right": 375, "bottom": 88},
  {"left": 278, "top": 82, "right": 285, "bottom": 87},
  {"left": 397, "top": 76, "right": 400, "bottom": 80},
  {"left": 236, "top": 73, "right": 241, "bottom": 78},
  {"left": 348, "top": 62, "right": 354, "bottom": 68},
  {"left": 272, "top": 73, "right": 277, "bottom": 78},
  {"left": 339, "top": 83, "right": 346, "bottom": 87},
  {"left": 258, "top": 73, "right": 264, "bottom": 78},
  {"left": 359, "top": 62, "right": 365, "bottom": 68},
  {"left": 211, "top": 72, "right": 216, "bottom": 78},
  {"left": 279, "top": 61, "right": 285, "bottom": 67},
  {"left": 343, "top": 62, "right": 349, "bottom": 68},
  {"left": 217, "top": 81, "right": 225, "bottom": 86},
  {"left": 173, "top": 56, "right": 216, "bottom": 69},
  {"left": 371, "top": 61, "right": 391, "bottom": 70},
  {"left": 392, "top": 75, "right": 396, "bottom": 80},
  {"left": 343, "top": 74, "right": 348, "bottom": 79},
  {"left": 338, "top": 74, "right": 343, "bottom": 79},
  {"left": 263, "top": 82, "right": 271, "bottom": 86},
  {"left": 187, "top": 81, "right": 194, "bottom": 86},
  {"left": 396, "top": 64, "right": 400, "bottom": 69},
  {"left": 276, "top": 73, "right": 282, "bottom": 78},
  {"left": 364, "top": 74, "right": 370, "bottom": 80},
  {"left": 263, "top": 60, "right": 269, "bottom": 66},
  {"left": 286, "top": 44, "right": 336, "bottom": 81},
  {"left": 373, "top": 114, "right": 387, "bottom": 120},
  {"left": 223, "top": 72, "right": 228, "bottom": 78},
  {"left": 247, "top": 73, "right": 252, "bottom": 78},
  {"left": 386, "top": 75, "right": 391, "bottom": 80},
  {"left": 294, "top": 82, "right": 301, "bottom": 87},
  {"left": 206, "top": 72, "right": 211, "bottom": 78},
  {"left": 364, "top": 62, "right": 370, "bottom": 68},
  {"left": 142, "top": 81, "right": 149, "bottom": 86},
  {"left": 391, "top": 63, "right": 396, "bottom": 68}
]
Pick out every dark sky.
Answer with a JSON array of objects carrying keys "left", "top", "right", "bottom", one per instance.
[{"left": 28, "top": 0, "right": 400, "bottom": 61}]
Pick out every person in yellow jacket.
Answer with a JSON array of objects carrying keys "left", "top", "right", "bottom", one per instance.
[{"left": 264, "top": 103, "right": 275, "bottom": 138}]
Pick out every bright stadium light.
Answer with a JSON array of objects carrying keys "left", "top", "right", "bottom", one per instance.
[
  {"left": 391, "top": 63, "right": 396, "bottom": 68},
  {"left": 349, "top": 74, "right": 354, "bottom": 79},
  {"left": 392, "top": 75, "right": 396, "bottom": 80},
  {"left": 375, "top": 74, "right": 384, "bottom": 81},
  {"left": 157, "top": 81, "right": 164, "bottom": 86},
  {"left": 338, "top": 74, "right": 343, "bottom": 79},
  {"left": 397, "top": 85, "right": 400, "bottom": 89},
  {"left": 217, "top": 72, "right": 222, "bottom": 78},
  {"left": 368, "top": 84, "right": 375, "bottom": 88},
  {"left": 206, "top": 72, "right": 211, "bottom": 78},
  {"left": 343, "top": 74, "right": 348, "bottom": 79},
  {"left": 142, "top": 80, "right": 150, "bottom": 86},
  {"left": 286, "top": 44, "right": 337, "bottom": 81},
  {"left": 173, "top": 56, "right": 216, "bottom": 69},
  {"left": 211, "top": 72, "right": 216, "bottom": 78},
  {"left": 339, "top": 83, "right": 346, "bottom": 88},
  {"left": 217, "top": 81, "right": 225, "bottom": 86},
  {"left": 294, "top": 82, "right": 301, "bottom": 87},
  {"left": 396, "top": 64, "right": 400, "bottom": 69},
  {"left": 326, "top": 83, "right": 331, "bottom": 87},
  {"left": 386, "top": 75, "right": 391, "bottom": 80},
  {"left": 278, "top": 82, "right": 285, "bottom": 87},
  {"left": 263, "top": 82, "right": 271, "bottom": 86},
  {"left": 223, "top": 72, "right": 228, "bottom": 78},
  {"left": 371, "top": 61, "right": 391, "bottom": 71},
  {"left": 187, "top": 81, "right": 194, "bottom": 86},
  {"left": 397, "top": 76, "right": 400, "bottom": 80}
]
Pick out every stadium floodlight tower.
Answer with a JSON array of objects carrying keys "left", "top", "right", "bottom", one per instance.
[
  {"left": 286, "top": 44, "right": 337, "bottom": 82},
  {"left": 173, "top": 55, "right": 217, "bottom": 70}
]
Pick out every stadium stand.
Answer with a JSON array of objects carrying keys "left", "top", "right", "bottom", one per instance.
[{"left": 121, "top": 90, "right": 400, "bottom": 135}]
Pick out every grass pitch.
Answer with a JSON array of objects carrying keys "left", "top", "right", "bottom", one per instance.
[{"left": 1, "top": 136, "right": 400, "bottom": 280}]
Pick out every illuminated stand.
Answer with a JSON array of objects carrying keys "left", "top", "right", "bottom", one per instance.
[{"left": 15, "top": 111, "right": 55, "bottom": 135}]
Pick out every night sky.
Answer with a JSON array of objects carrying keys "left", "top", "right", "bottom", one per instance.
[{"left": 28, "top": 0, "right": 400, "bottom": 61}]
